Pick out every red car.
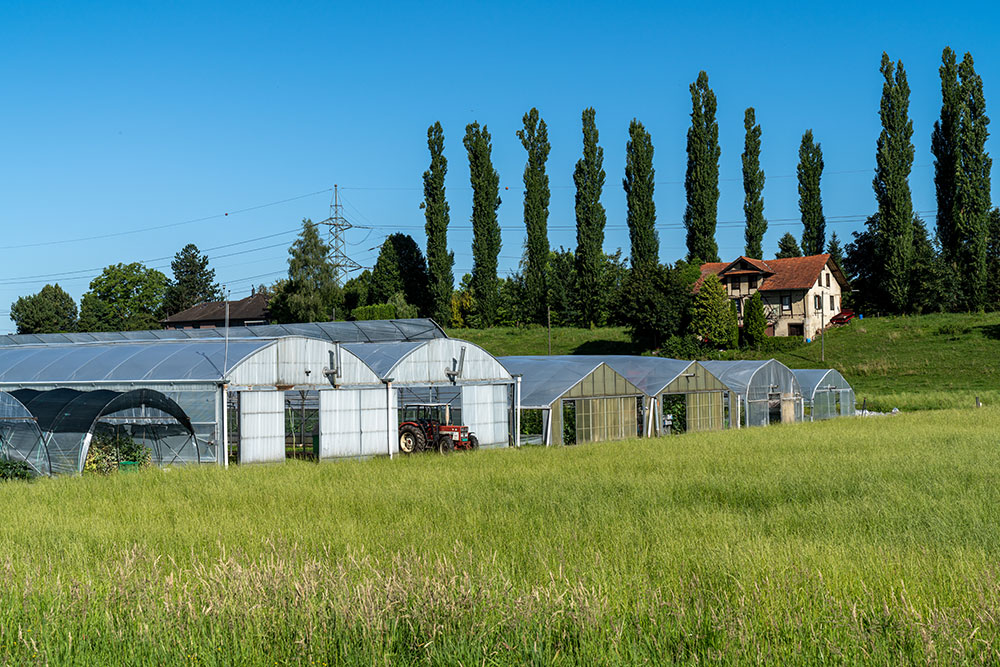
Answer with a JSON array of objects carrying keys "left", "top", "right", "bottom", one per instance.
[{"left": 829, "top": 310, "right": 855, "bottom": 326}]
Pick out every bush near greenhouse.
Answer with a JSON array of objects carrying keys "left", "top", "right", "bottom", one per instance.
[
  {"left": 84, "top": 431, "right": 152, "bottom": 475},
  {"left": 0, "top": 459, "right": 32, "bottom": 481}
]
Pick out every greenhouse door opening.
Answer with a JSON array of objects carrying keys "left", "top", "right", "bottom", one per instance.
[{"left": 285, "top": 390, "right": 318, "bottom": 461}]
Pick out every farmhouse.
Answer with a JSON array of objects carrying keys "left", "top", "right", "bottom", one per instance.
[{"left": 698, "top": 254, "right": 849, "bottom": 339}]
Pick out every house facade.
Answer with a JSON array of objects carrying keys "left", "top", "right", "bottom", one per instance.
[{"left": 699, "top": 254, "right": 849, "bottom": 339}]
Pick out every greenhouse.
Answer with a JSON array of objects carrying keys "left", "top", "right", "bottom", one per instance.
[
  {"left": 0, "top": 332, "right": 514, "bottom": 474},
  {"left": 792, "top": 369, "right": 855, "bottom": 421},
  {"left": 500, "top": 356, "right": 643, "bottom": 446},
  {"left": 701, "top": 360, "right": 803, "bottom": 427}
]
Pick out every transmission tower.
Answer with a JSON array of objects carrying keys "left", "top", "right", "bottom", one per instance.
[{"left": 318, "top": 184, "right": 362, "bottom": 286}]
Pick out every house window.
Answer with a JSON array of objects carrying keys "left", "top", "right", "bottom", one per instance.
[
  {"left": 733, "top": 298, "right": 742, "bottom": 316},
  {"left": 814, "top": 295, "right": 821, "bottom": 310},
  {"left": 830, "top": 295, "right": 836, "bottom": 311},
  {"left": 750, "top": 276, "right": 757, "bottom": 289},
  {"left": 781, "top": 295, "right": 791, "bottom": 312},
  {"left": 826, "top": 273, "right": 831, "bottom": 288}
]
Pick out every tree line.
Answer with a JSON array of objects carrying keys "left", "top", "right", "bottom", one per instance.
[{"left": 10, "top": 47, "right": 997, "bottom": 347}]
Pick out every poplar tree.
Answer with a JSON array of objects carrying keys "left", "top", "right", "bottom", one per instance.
[
  {"left": 684, "top": 71, "right": 721, "bottom": 262},
  {"left": 873, "top": 53, "right": 914, "bottom": 313},
  {"left": 742, "top": 107, "right": 767, "bottom": 259},
  {"left": 623, "top": 119, "right": 658, "bottom": 272},
  {"left": 517, "top": 108, "right": 550, "bottom": 324},
  {"left": 573, "top": 107, "right": 607, "bottom": 326},
  {"left": 423, "top": 122, "right": 453, "bottom": 325},
  {"left": 463, "top": 122, "right": 502, "bottom": 326},
  {"left": 932, "top": 47, "right": 961, "bottom": 260},
  {"left": 798, "top": 130, "right": 826, "bottom": 255},
  {"left": 955, "top": 52, "right": 992, "bottom": 311}
]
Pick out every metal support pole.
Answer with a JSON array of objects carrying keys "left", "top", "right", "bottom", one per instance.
[
  {"left": 218, "top": 384, "right": 229, "bottom": 468},
  {"left": 383, "top": 378, "right": 394, "bottom": 459},
  {"left": 514, "top": 376, "right": 522, "bottom": 448},
  {"left": 544, "top": 407, "right": 552, "bottom": 446}
]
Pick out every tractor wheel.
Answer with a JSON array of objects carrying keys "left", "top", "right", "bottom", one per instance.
[
  {"left": 399, "top": 425, "right": 425, "bottom": 454},
  {"left": 468, "top": 434, "right": 479, "bottom": 450},
  {"left": 437, "top": 435, "right": 454, "bottom": 455}
]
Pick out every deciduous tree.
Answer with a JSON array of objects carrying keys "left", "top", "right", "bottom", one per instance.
[
  {"left": 10, "top": 284, "right": 78, "bottom": 334},
  {"left": 78, "top": 263, "right": 168, "bottom": 331}
]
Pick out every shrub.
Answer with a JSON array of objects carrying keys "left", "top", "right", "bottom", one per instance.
[
  {"left": 0, "top": 459, "right": 32, "bottom": 481},
  {"left": 84, "top": 431, "right": 151, "bottom": 475}
]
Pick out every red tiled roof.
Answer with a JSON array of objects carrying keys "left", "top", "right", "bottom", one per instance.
[
  {"left": 698, "top": 254, "right": 848, "bottom": 292},
  {"left": 693, "top": 262, "right": 727, "bottom": 292},
  {"left": 162, "top": 293, "right": 268, "bottom": 324},
  {"left": 720, "top": 256, "right": 773, "bottom": 274}
]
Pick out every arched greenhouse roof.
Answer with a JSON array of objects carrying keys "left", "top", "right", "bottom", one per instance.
[
  {"left": 343, "top": 338, "right": 512, "bottom": 385},
  {"left": 701, "top": 359, "right": 801, "bottom": 401},
  {"left": 0, "top": 319, "right": 445, "bottom": 347},
  {"left": 561, "top": 356, "right": 728, "bottom": 397},
  {"left": 500, "top": 357, "right": 643, "bottom": 409},
  {"left": 0, "top": 339, "right": 274, "bottom": 386},
  {"left": 792, "top": 369, "right": 853, "bottom": 401}
]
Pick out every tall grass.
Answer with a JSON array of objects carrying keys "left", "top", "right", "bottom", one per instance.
[{"left": 3, "top": 410, "right": 1000, "bottom": 663}]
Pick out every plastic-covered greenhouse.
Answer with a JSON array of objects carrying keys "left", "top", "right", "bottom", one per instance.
[
  {"left": 0, "top": 325, "right": 514, "bottom": 475},
  {"left": 551, "top": 356, "right": 731, "bottom": 435},
  {"left": 792, "top": 369, "right": 855, "bottom": 420},
  {"left": 500, "top": 357, "right": 642, "bottom": 446},
  {"left": 701, "top": 360, "right": 803, "bottom": 427}
]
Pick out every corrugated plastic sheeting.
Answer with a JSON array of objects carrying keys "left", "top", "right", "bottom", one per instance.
[
  {"left": 562, "top": 356, "right": 694, "bottom": 396},
  {"left": 0, "top": 319, "right": 446, "bottom": 347},
  {"left": 498, "top": 357, "right": 604, "bottom": 408},
  {"left": 0, "top": 391, "right": 48, "bottom": 475},
  {"left": 793, "top": 369, "right": 855, "bottom": 420},
  {"left": 462, "top": 384, "right": 509, "bottom": 446},
  {"left": 0, "top": 340, "right": 274, "bottom": 386},
  {"left": 342, "top": 342, "right": 425, "bottom": 379},
  {"left": 318, "top": 388, "right": 393, "bottom": 459},
  {"left": 238, "top": 391, "right": 285, "bottom": 464}
]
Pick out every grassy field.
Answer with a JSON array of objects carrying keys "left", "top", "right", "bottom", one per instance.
[
  {"left": 446, "top": 325, "right": 634, "bottom": 356},
  {"left": 3, "top": 409, "right": 1000, "bottom": 664},
  {"left": 454, "top": 312, "right": 1000, "bottom": 412}
]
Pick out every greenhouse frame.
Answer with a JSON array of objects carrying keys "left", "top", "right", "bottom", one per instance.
[
  {"left": 701, "top": 360, "right": 803, "bottom": 427},
  {"left": 500, "top": 356, "right": 643, "bottom": 446},
  {"left": 792, "top": 369, "right": 855, "bottom": 421},
  {"left": 0, "top": 326, "right": 514, "bottom": 475}
]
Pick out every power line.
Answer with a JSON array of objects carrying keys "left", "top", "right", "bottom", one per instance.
[{"left": 0, "top": 187, "right": 332, "bottom": 251}]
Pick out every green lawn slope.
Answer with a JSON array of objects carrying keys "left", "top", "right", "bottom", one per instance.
[{"left": 3, "top": 410, "right": 1000, "bottom": 663}]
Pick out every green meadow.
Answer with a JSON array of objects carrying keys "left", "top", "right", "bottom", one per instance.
[{"left": 3, "top": 407, "right": 1000, "bottom": 664}]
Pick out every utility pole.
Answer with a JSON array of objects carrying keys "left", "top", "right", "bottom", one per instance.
[{"left": 318, "top": 185, "right": 362, "bottom": 287}]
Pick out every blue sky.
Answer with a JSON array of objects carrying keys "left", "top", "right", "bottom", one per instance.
[{"left": 1, "top": 1, "right": 998, "bottom": 332}]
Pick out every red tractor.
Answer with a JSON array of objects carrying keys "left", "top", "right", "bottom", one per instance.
[{"left": 398, "top": 403, "right": 479, "bottom": 454}]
